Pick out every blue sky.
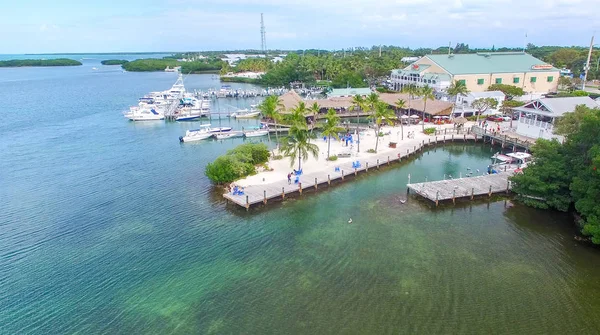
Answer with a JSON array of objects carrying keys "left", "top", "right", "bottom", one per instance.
[{"left": 1, "top": 0, "right": 598, "bottom": 53}]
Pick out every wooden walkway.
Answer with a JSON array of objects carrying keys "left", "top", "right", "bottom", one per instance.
[
  {"left": 224, "top": 133, "right": 478, "bottom": 209},
  {"left": 407, "top": 171, "right": 513, "bottom": 206}
]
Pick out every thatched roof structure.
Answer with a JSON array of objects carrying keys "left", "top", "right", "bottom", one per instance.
[
  {"left": 277, "top": 91, "right": 453, "bottom": 116},
  {"left": 378, "top": 93, "right": 454, "bottom": 116}
]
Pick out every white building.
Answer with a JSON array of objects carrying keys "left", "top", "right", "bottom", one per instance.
[
  {"left": 453, "top": 91, "right": 506, "bottom": 117},
  {"left": 513, "top": 96, "right": 599, "bottom": 140}
]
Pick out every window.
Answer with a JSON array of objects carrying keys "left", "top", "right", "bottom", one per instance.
[
  {"left": 531, "top": 77, "right": 537, "bottom": 83},
  {"left": 513, "top": 77, "right": 520, "bottom": 84},
  {"left": 495, "top": 78, "right": 502, "bottom": 84},
  {"left": 477, "top": 78, "right": 484, "bottom": 85},
  {"left": 547, "top": 76, "right": 554, "bottom": 82},
  {"left": 458, "top": 79, "right": 466, "bottom": 85}
]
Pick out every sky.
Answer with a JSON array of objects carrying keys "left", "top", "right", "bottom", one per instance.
[{"left": 1, "top": 0, "right": 599, "bottom": 54}]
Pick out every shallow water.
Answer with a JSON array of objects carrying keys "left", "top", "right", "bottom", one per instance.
[{"left": 1, "top": 60, "right": 600, "bottom": 334}]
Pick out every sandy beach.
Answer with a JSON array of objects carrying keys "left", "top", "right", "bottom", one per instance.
[{"left": 236, "top": 122, "right": 474, "bottom": 187}]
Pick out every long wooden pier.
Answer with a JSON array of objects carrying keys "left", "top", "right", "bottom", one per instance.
[
  {"left": 407, "top": 171, "right": 513, "bottom": 206},
  {"left": 224, "top": 133, "right": 477, "bottom": 210}
]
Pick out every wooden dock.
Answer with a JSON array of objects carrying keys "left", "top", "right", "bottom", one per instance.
[
  {"left": 223, "top": 133, "right": 478, "bottom": 210},
  {"left": 407, "top": 171, "right": 513, "bottom": 206}
]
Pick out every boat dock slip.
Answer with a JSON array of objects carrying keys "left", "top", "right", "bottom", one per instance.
[
  {"left": 223, "top": 133, "right": 478, "bottom": 210},
  {"left": 407, "top": 172, "right": 514, "bottom": 206}
]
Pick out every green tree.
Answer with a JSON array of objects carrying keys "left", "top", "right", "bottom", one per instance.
[
  {"left": 322, "top": 109, "right": 344, "bottom": 159},
  {"left": 510, "top": 139, "right": 573, "bottom": 210},
  {"left": 351, "top": 94, "right": 367, "bottom": 152},
  {"left": 401, "top": 85, "right": 420, "bottom": 119},
  {"left": 395, "top": 98, "right": 406, "bottom": 140},
  {"left": 471, "top": 97, "right": 499, "bottom": 123},
  {"left": 370, "top": 102, "right": 396, "bottom": 152},
  {"left": 258, "top": 95, "right": 284, "bottom": 143},
  {"left": 419, "top": 85, "right": 435, "bottom": 131},
  {"left": 309, "top": 102, "right": 321, "bottom": 134},
  {"left": 280, "top": 109, "right": 319, "bottom": 171},
  {"left": 558, "top": 76, "right": 572, "bottom": 91},
  {"left": 447, "top": 80, "right": 470, "bottom": 103},
  {"left": 487, "top": 83, "right": 524, "bottom": 100}
]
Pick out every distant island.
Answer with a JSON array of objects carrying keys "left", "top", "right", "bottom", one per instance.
[
  {"left": 0, "top": 58, "right": 82, "bottom": 67},
  {"left": 121, "top": 57, "right": 222, "bottom": 73},
  {"left": 101, "top": 59, "right": 129, "bottom": 65}
]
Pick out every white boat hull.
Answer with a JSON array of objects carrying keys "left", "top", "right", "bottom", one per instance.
[
  {"left": 215, "top": 132, "right": 243, "bottom": 140},
  {"left": 180, "top": 132, "right": 213, "bottom": 142},
  {"left": 244, "top": 130, "right": 269, "bottom": 137},
  {"left": 232, "top": 111, "right": 261, "bottom": 118},
  {"left": 124, "top": 114, "right": 164, "bottom": 121}
]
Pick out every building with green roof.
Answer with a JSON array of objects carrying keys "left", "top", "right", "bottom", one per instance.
[
  {"left": 390, "top": 52, "right": 559, "bottom": 97},
  {"left": 327, "top": 87, "right": 372, "bottom": 98}
]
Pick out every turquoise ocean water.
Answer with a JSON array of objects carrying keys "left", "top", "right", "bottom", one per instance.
[{"left": 1, "top": 55, "right": 600, "bottom": 334}]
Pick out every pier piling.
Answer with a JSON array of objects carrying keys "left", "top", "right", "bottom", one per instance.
[
  {"left": 264, "top": 190, "right": 267, "bottom": 204},
  {"left": 366, "top": 162, "right": 369, "bottom": 172},
  {"left": 435, "top": 191, "right": 440, "bottom": 207},
  {"left": 246, "top": 196, "right": 249, "bottom": 211},
  {"left": 453, "top": 189, "right": 456, "bottom": 204},
  {"left": 342, "top": 170, "right": 344, "bottom": 180},
  {"left": 314, "top": 178, "right": 318, "bottom": 190},
  {"left": 377, "top": 159, "right": 380, "bottom": 169},
  {"left": 471, "top": 188, "right": 474, "bottom": 200},
  {"left": 488, "top": 185, "right": 492, "bottom": 197},
  {"left": 387, "top": 156, "right": 390, "bottom": 165},
  {"left": 282, "top": 187, "right": 285, "bottom": 200},
  {"left": 328, "top": 174, "right": 331, "bottom": 185},
  {"left": 299, "top": 183, "right": 302, "bottom": 194}
]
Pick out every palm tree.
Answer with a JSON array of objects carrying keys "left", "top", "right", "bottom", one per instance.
[
  {"left": 351, "top": 94, "right": 367, "bottom": 152},
  {"left": 401, "top": 85, "right": 419, "bottom": 123},
  {"left": 322, "top": 108, "right": 344, "bottom": 159},
  {"left": 446, "top": 80, "right": 470, "bottom": 117},
  {"left": 287, "top": 101, "right": 308, "bottom": 125},
  {"left": 419, "top": 85, "right": 435, "bottom": 131},
  {"left": 280, "top": 116, "right": 319, "bottom": 171},
  {"left": 258, "top": 95, "right": 284, "bottom": 142},
  {"left": 395, "top": 98, "right": 406, "bottom": 140},
  {"left": 370, "top": 102, "right": 396, "bottom": 152},
  {"left": 308, "top": 102, "right": 321, "bottom": 134}
]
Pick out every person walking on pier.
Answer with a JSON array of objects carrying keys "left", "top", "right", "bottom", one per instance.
[{"left": 287, "top": 173, "right": 292, "bottom": 185}]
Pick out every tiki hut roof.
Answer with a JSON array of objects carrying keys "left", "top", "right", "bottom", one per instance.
[
  {"left": 378, "top": 93, "right": 454, "bottom": 116},
  {"left": 278, "top": 90, "right": 304, "bottom": 111}
]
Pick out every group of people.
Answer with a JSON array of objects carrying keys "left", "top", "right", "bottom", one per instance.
[
  {"left": 407, "top": 131, "right": 415, "bottom": 139},
  {"left": 229, "top": 184, "right": 245, "bottom": 195},
  {"left": 287, "top": 169, "right": 302, "bottom": 184}
]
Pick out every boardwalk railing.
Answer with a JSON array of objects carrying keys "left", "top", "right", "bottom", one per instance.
[
  {"left": 471, "top": 126, "right": 533, "bottom": 150},
  {"left": 224, "top": 133, "right": 479, "bottom": 210}
]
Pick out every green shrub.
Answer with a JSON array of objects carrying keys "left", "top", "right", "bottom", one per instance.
[
  {"left": 272, "top": 154, "right": 283, "bottom": 160},
  {"left": 424, "top": 127, "right": 436, "bottom": 135},
  {"left": 206, "top": 143, "right": 270, "bottom": 184},
  {"left": 327, "top": 155, "right": 338, "bottom": 161},
  {"left": 227, "top": 143, "right": 270, "bottom": 164},
  {"left": 377, "top": 132, "right": 384, "bottom": 137},
  {"left": 367, "top": 149, "right": 376, "bottom": 153}
]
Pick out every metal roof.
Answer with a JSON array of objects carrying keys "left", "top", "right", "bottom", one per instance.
[
  {"left": 328, "top": 87, "right": 372, "bottom": 97},
  {"left": 424, "top": 52, "right": 559, "bottom": 75},
  {"left": 514, "top": 96, "right": 599, "bottom": 117}
]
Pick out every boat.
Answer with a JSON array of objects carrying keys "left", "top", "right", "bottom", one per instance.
[
  {"left": 230, "top": 107, "right": 261, "bottom": 118},
  {"left": 244, "top": 129, "right": 269, "bottom": 137},
  {"left": 179, "top": 125, "right": 214, "bottom": 142},
  {"left": 123, "top": 106, "right": 164, "bottom": 121},
  {"left": 215, "top": 132, "right": 243, "bottom": 140},
  {"left": 488, "top": 152, "right": 532, "bottom": 174}
]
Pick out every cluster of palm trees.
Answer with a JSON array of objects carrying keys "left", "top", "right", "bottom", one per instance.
[{"left": 350, "top": 92, "right": 396, "bottom": 153}]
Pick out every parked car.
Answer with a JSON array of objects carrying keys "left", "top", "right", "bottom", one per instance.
[
  {"left": 486, "top": 116, "right": 504, "bottom": 122},
  {"left": 500, "top": 115, "right": 512, "bottom": 121}
]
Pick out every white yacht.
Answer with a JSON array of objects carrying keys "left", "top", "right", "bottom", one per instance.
[
  {"left": 215, "top": 132, "right": 243, "bottom": 140},
  {"left": 244, "top": 129, "right": 269, "bottom": 137},
  {"left": 123, "top": 106, "right": 164, "bottom": 121},
  {"left": 179, "top": 125, "right": 214, "bottom": 142},
  {"left": 230, "top": 106, "right": 260, "bottom": 119}
]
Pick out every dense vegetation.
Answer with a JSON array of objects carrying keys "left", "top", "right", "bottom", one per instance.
[
  {"left": 100, "top": 59, "right": 129, "bottom": 65},
  {"left": 205, "top": 143, "right": 270, "bottom": 184},
  {"left": 511, "top": 105, "right": 600, "bottom": 244},
  {"left": 121, "top": 56, "right": 225, "bottom": 73},
  {"left": 0, "top": 58, "right": 82, "bottom": 67}
]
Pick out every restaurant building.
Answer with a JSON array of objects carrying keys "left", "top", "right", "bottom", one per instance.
[{"left": 390, "top": 52, "right": 560, "bottom": 98}]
